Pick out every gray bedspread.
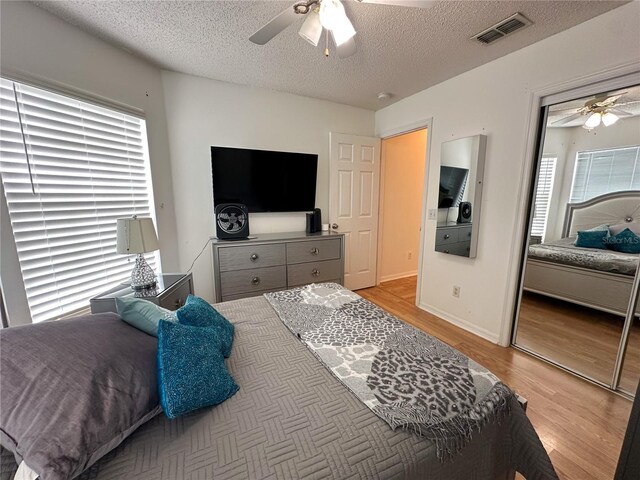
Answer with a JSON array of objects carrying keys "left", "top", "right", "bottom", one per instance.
[
  {"left": 529, "top": 236, "right": 639, "bottom": 276},
  {"left": 1, "top": 296, "right": 554, "bottom": 480}
]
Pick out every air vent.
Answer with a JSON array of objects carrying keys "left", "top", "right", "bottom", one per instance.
[{"left": 473, "top": 13, "right": 532, "bottom": 45}]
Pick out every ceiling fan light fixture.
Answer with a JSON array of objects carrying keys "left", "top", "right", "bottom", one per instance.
[
  {"left": 602, "top": 111, "right": 619, "bottom": 127},
  {"left": 299, "top": 10, "right": 322, "bottom": 46},
  {"left": 584, "top": 112, "right": 602, "bottom": 129},
  {"left": 331, "top": 13, "right": 356, "bottom": 46},
  {"left": 319, "top": 0, "right": 345, "bottom": 30}
]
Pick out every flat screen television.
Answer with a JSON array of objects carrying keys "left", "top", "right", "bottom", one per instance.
[
  {"left": 211, "top": 146, "right": 318, "bottom": 213},
  {"left": 438, "top": 166, "right": 469, "bottom": 208}
]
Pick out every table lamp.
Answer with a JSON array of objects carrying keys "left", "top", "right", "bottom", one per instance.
[{"left": 116, "top": 215, "right": 159, "bottom": 291}]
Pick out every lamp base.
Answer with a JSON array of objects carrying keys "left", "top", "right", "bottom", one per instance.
[{"left": 130, "top": 254, "right": 157, "bottom": 292}]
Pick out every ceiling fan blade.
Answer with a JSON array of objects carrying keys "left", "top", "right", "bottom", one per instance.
[
  {"left": 551, "top": 112, "right": 583, "bottom": 126},
  {"left": 249, "top": 6, "right": 299, "bottom": 45},
  {"left": 335, "top": 35, "right": 357, "bottom": 59},
  {"left": 359, "top": 0, "right": 435, "bottom": 8},
  {"left": 608, "top": 108, "right": 634, "bottom": 117}
]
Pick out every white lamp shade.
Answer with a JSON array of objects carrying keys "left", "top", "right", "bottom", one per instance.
[
  {"left": 331, "top": 13, "right": 356, "bottom": 46},
  {"left": 583, "top": 112, "right": 602, "bottom": 129},
  {"left": 116, "top": 217, "right": 159, "bottom": 254},
  {"left": 602, "top": 111, "right": 619, "bottom": 126},
  {"left": 299, "top": 11, "right": 323, "bottom": 46},
  {"left": 319, "top": 0, "right": 345, "bottom": 30}
]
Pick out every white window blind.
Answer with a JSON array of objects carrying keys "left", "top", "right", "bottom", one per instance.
[
  {"left": 570, "top": 145, "right": 640, "bottom": 203},
  {"left": 531, "top": 155, "right": 556, "bottom": 238},
  {"left": 0, "top": 78, "right": 157, "bottom": 323}
]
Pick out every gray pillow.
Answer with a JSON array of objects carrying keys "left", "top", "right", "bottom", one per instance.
[
  {"left": 0, "top": 313, "right": 160, "bottom": 480},
  {"left": 610, "top": 222, "right": 640, "bottom": 236},
  {"left": 116, "top": 296, "right": 177, "bottom": 336}
]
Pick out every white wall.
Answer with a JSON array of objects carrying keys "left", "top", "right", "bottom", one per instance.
[
  {"left": 375, "top": 2, "right": 640, "bottom": 344},
  {"left": 0, "top": 1, "right": 180, "bottom": 324},
  {"left": 544, "top": 116, "right": 640, "bottom": 241},
  {"left": 162, "top": 71, "right": 374, "bottom": 301}
]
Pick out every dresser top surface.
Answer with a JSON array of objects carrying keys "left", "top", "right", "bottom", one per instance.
[{"left": 210, "top": 231, "right": 343, "bottom": 245}]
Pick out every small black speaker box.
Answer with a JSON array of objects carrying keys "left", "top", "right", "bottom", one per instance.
[
  {"left": 313, "top": 208, "right": 322, "bottom": 232},
  {"left": 457, "top": 202, "right": 472, "bottom": 224},
  {"left": 215, "top": 203, "right": 249, "bottom": 240}
]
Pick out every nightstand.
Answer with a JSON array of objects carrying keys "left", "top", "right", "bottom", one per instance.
[{"left": 90, "top": 273, "right": 194, "bottom": 314}]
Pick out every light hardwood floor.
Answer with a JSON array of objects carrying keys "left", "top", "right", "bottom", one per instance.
[{"left": 360, "top": 276, "right": 633, "bottom": 480}]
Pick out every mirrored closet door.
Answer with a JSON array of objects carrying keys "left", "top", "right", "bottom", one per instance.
[{"left": 513, "top": 81, "right": 640, "bottom": 395}]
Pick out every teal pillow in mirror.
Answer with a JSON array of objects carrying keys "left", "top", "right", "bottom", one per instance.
[
  {"left": 176, "top": 295, "right": 234, "bottom": 357},
  {"left": 157, "top": 320, "right": 239, "bottom": 419},
  {"left": 607, "top": 228, "right": 640, "bottom": 254},
  {"left": 116, "top": 297, "right": 177, "bottom": 336},
  {"left": 574, "top": 230, "right": 608, "bottom": 250}
]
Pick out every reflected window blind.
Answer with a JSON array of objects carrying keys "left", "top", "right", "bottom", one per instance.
[
  {"left": 570, "top": 146, "right": 640, "bottom": 203},
  {"left": 531, "top": 155, "right": 556, "bottom": 238},
  {"left": 0, "top": 78, "right": 156, "bottom": 322}
]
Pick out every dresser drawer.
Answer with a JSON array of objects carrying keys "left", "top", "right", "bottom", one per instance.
[
  {"left": 288, "top": 260, "right": 342, "bottom": 287},
  {"left": 158, "top": 278, "right": 192, "bottom": 310},
  {"left": 220, "top": 266, "right": 286, "bottom": 296},
  {"left": 435, "top": 241, "right": 470, "bottom": 256},
  {"left": 218, "top": 244, "right": 285, "bottom": 272},
  {"left": 458, "top": 225, "right": 472, "bottom": 241},
  {"left": 435, "top": 227, "right": 459, "bottom": 246},
  {"left": 286, "top": 238, "right": 341, "bottom": 264}
]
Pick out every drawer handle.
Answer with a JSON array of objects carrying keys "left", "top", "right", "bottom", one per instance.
[
  {"left": 444, "top": 250, "right": 450, "bottom": 254},
  {"left": 174, "top": 298, "right": 183, "bottom": 308},
  {"left": 250, "top": 253, "right": 259, "bottom": 262},
  {"left": 311, "top": 268, "right": 320, "bottom": 277},
  {"left": 310, "top": 247, "right": 319, "bottom": 256},
  {"left": 444, "top": 234, "right": 450, "bottom": 240},
  {"left": 251, "top": 276, "right": 261, "bottom": 286}
]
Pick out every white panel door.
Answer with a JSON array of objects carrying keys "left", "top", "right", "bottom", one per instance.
[{"left": 329, "top": 133, "right": 381, "bottom": 290}]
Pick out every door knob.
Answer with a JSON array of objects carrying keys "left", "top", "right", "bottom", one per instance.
[{"left": 331, "top": 223, "right": 339, "bottom": 230}]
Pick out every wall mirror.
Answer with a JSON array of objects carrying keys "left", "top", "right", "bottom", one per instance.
[
  {"left": 512, "top": 81, "right": 640, "bottom": 396},
  {"left": 434, "top": 134, "right": 486, "bottom": 258}
]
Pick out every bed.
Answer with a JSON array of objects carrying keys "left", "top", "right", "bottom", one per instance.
[
  {"left": 524, "top": 190, "right": 640, "bottom": 316},
  {"left": 1, "top": 287, "right": 556, "bottom": 480}
]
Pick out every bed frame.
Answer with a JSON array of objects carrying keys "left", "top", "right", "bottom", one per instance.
[{"left": 523, "top": 190, "right": 640, "bottom": 317}]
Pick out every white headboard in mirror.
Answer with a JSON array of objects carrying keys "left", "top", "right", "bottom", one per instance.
[{"left": 562, "top": 190, "right": 640, "bottom": 237}]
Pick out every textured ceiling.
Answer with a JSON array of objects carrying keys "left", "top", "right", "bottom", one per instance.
[
  {"left": 548, "top": 84, "right": 640, "bottom": 127},
  {"left": 31, "top": 0, "right": 626, "bottom": 110}
]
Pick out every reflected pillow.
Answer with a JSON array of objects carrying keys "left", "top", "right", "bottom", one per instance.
[
  {"left": 116, "top": 296, "right": 177, "bottom": 337},
  {"left": 609, "top": 222, "right": 640, "bottom": 236},
  {"left": 176, "top": 295, "right": 234, "bottom": 357},
  {"left": 586, "top": 224, "right": 609, "bottom": 232},
  {"left": 157, "top": 320, "right": 239, "bottom": 419},
  {"left": 574, "top": 230, "right": 608, "bottom": 249},
  {"left": 607, "top": 228, "right": 640, "bottom": 254}
]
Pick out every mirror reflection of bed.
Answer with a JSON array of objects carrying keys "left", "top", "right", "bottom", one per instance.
[{"left": 513, "top": 83, "right": 640, "bottom": 396}]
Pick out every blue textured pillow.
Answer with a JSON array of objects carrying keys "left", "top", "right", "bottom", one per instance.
[
  {"left": 607, "top": 228, "right": 640, "bottom": 254},
  {"left": 116, "top": 297, "right": 177, "bottom": 336},
  {"left": 574, "top": 230, "right": 608, "bottom": 249},
  {"left": 176, "top": 295, "right": 234, "bottom": 357},
  {"left": 157, "top": 320, "right": 239, "bottom": 419}
]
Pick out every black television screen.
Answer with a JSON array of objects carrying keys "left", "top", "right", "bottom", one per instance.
[
  {"left": 211, "top": 146, "right": 318, "bottom": 213},
  {"left": 438, "top": 166, "right": 469, "bottom": 208}
]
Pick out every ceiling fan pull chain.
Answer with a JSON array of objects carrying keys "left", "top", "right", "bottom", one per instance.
[{"left": 324, "top": 31, "right": 330, "bottom": 57}]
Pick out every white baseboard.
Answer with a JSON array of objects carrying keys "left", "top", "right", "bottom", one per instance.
[
  {"left": 379, "top": 271, "right": 418, "bottom": 283},
  {"left": 418, "top": 302, "right": 500, "bottom": 344}
]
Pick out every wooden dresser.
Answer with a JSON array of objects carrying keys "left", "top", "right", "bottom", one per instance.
[{"left": 211, "top": 232, "right": 345, "bottom": 302}]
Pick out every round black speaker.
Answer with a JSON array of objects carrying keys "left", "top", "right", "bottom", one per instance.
[{"left": 215, "top": 203, "right": 249, "bottom": 239}]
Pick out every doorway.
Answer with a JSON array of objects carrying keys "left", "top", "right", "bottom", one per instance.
[{"left": 377, "top": 128, "right": 428, "bottom": 305}]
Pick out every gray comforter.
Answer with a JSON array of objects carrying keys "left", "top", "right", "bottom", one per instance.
[
  {"left": 529, "top": 236, "right": 639, "bottom": 276},
  {"left": 2, "top": 296, "right": 555, "bottom": 480}
]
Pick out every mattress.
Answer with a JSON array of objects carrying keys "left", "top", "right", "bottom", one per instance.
[
  {"left": 528, "top": 237, "right": 639, "bottom": 276},
  {"left": 1, "top": 296, "right": 551, "bottom": 480}
]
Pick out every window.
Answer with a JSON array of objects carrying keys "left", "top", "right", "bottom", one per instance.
[
  {"left": 0, "top": 78, "right": 157, "bottom": 322},
  {"left": 530, "top": 155, "right": 557, "bottom": 239},
  {"left": 570, "top": 146, "right": 640, "bottom": 203}
]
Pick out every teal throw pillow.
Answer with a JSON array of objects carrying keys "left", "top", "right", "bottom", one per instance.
[
  {"left": 116, "top": 297, "right": 177, "bottom": 337},
  {"left": 176, "top": 295, "right": 234, "bottom": 357},
  {"left": 607, "top": 228, "right": 640, "bottom": 254},
  {"left": 157, "top": 320, "right": 239, "bottom": 419},
  {"left": 574, "top": 230, "right": 608, "bottom": 250}
]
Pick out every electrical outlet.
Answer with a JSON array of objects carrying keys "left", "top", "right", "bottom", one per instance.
[
  {"left": 452, "top": 286, "right": 461, "bottom": 298},
  {"left": 407, "top": 251, "right": 413, "bottom": 260},
  {"left": 428, "top": 209, "right": 437, "bottom": 220}
]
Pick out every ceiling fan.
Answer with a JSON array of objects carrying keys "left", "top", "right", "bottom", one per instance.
[
  {"left": 552, "top": 93, "right": 636, "bottom": 130},
  {"left": 249, "top": 0, "right": 434, "bottom": 59}
]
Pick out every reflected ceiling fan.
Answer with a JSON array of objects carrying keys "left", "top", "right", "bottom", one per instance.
[
  {"left": 249, "top": 0, "right": 434, "bottom": 59},
  {"left": 552, "top": 93, "right": 637, "bottom": 130}
]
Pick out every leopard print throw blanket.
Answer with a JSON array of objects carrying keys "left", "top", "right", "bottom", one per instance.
[{"left": 264, "top": 283, "right": 514, "bottom": 460}]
